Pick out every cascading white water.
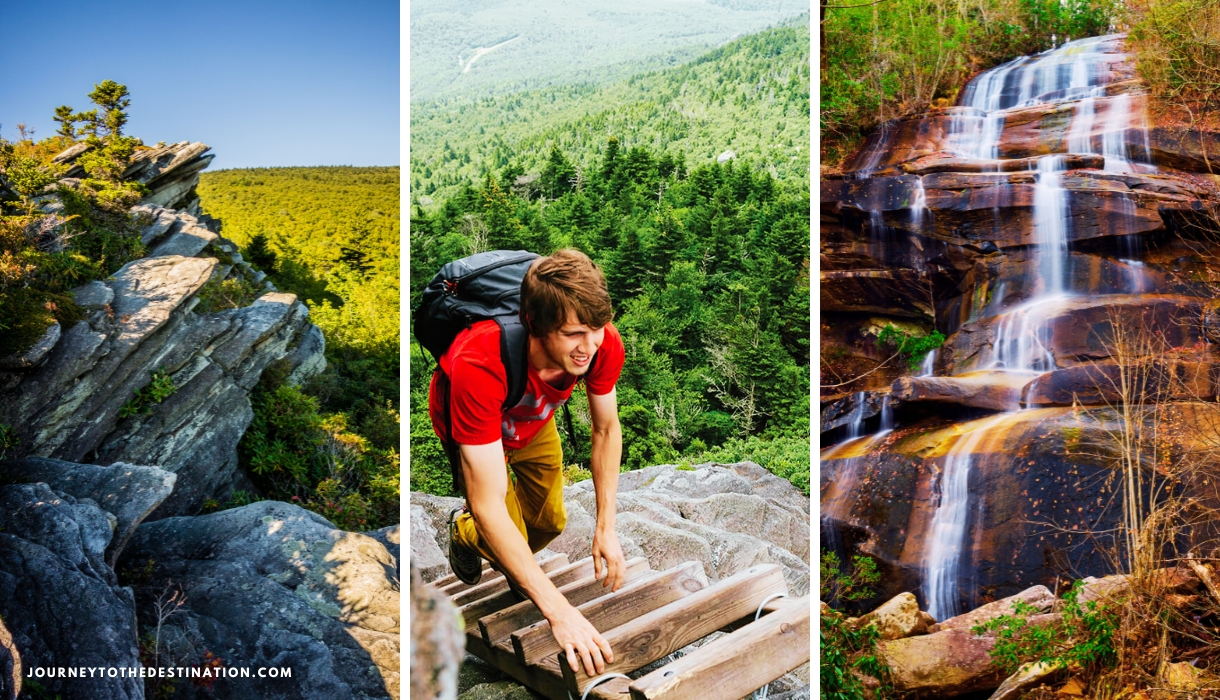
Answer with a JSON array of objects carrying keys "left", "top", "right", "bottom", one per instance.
[
  {"left": 1102, "top": 92, "right": 1134, "bottom": 172},
  {"left": 1033, "top": 155, "right": 1070, "bottom": 298},
  {"left": 911, "top": 177, "right": 928, "bottom": 226},
  {"left": 845, "top": 391, "right": 867, "bottom": 441},
  {"left": 920, "top": 348, "right": 937, "bottom": 377},
  {"left": 924, "top": 413, "right": 1010, "bottom": 620},
  {"left": 879, "top": 394, "right": 894, "bottom": 432}
]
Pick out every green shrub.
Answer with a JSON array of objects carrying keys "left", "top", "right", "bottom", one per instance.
[
  {"left": 194, "top": 275, "right": 261, "bottom": 313},
  {"left": 820, "top": 553, "right": 889, "bottom": 699},
  {"left": 821, "top": 551, "right": 881, "bottom": 607},
  {"left": 972, "top": 579, "right": 1118, "bottom": 677},
  {"left": 875, "top": 324, "right": 945, "bottom": 372},
  {"left": 240, "top": 367, "right": 399, "bottom": 530},
  {"left": 119, "top": 369, "right": 176, "bottom": 418}
]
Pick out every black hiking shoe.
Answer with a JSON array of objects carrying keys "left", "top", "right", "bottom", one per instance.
[{"left": 448, "top": 506, "right": 482, "bottom": 585}]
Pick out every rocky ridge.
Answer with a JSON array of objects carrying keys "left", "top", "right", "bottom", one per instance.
[
  {"left": 411, "top": 461, "right": 812, "bottom": 699},
  {"left": 0, "top": 141, "right": 399, "bottom": 700}
]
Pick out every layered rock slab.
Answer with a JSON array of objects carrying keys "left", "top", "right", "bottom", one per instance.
[
  {"left": 0, "top": 254, "right": 324, "bottom": 518},
  {"left": 121, "top": 501, "right": 400, "bottom": 699}
]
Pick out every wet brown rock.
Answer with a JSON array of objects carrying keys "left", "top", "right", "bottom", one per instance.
[
  {"left": 892, "top": 371, "right": 1037, "bottom": 411},
  {"left": 1148, "top": 126, "right": 1220, "bottom": 173},
  {"left": 988, "top": 661, "right": 1066, "bottom": 700},
  {"left": 941, "top": 295, "right": 1207, "bottom": 375}
]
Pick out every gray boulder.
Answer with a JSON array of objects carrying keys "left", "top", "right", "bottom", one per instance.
[
  {"left": 0, "top": 457, "right": 175, "bottom": 565},
  {"left": 0, "top": 483, "right": 141, "bottom": 700},
  {"left": 121, "top": 501, "right": 399, "bottom": 699}
]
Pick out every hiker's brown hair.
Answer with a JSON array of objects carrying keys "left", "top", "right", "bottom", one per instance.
[{"left": 520, "top": 249, "right": 613, "bottom": 336}]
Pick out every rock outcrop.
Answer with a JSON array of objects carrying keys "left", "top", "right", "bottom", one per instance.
[
  {"left": 0, "top": 191, "right": 325, "bottom": 517},
  {"left": 120, "top": 501, "right": 400, "bottom": 700},
  {"left": 0, "top": 483, "right": 142, "bottom": 700},
  {"left": 412, "top": 461, "right": 811, "bottom": 699},
  {"left": 0, "top": 139, "right": 389, "bottom": 700}
]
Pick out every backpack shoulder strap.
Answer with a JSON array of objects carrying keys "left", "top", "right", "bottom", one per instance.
[{"left": 494, "top": 316, "right": 530, "bottom": 411}]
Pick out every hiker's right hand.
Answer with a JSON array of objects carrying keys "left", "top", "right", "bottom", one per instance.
[{"left": 548, "top": 604, "right": 614, "bottom": 677}]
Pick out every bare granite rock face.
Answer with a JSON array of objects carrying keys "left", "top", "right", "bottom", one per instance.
[
  {"left": 0, "top": 457, "right": 176, "bottom": 566},
  {"left": 121, "top": 501, "right": 400, "bottom": 700},
  {"left": 0, "top": 483, "right": 142, "bottom": 700},
  {"left": 0, "top": 249, "right": 324, "bottom": 518}
]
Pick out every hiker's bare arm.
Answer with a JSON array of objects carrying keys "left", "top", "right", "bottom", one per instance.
[
  {"left": 587, "top": 388, "right": 626, "bottom": 592},
  {"left": 460, "top": 441, "right": 613, "bottom": 675}
]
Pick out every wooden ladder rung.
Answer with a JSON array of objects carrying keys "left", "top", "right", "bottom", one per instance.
[
  {"left": 625, "top": 596, "right": 811, "bottom": 700},
  {"left": 513, "top": 560, "right": 710, "bottom": 666},
  {"left": 435, "top": 560, "right": 496, "bottom": 593},
  {"left": 451, "top": 553, "right": 570, "bottom": 607},
  {"left": 479, "top": 557, "right": 653, "bottom": 646},
  {"left": 560, "top": 563, "right": 789, "bottom": 698}
]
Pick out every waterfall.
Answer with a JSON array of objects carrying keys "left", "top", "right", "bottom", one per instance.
[
  {"left": 1101, "top": 92, "right": 1142, "bottom": 173},
  {"left": 911, "top": 177, "right": 928, "bottom": 228},
  {"left": 845, "top": 391, "right": 867, "bottom": 441},
  {"left": 919, "top": 348, "right": 937, "bottom": 377},
  {"left": 924, "top": 413, "right": 1010, "bottom": 620},
  {"left": 879, "top": 394, "right": 894, "bottom": 432},
  {"left": 1033, "top": 155, "right": 1071, "bottom": 298}
]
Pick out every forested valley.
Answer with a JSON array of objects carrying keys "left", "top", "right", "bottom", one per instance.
[
  {"left": 198, "top": 167, "right": 400, "bottom": 529},
  {"left": 410, "top": 20, "right": 812, "bottom": 498}
]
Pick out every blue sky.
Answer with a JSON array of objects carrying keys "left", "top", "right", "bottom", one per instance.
[{"left": 0, "top": 0, "right": 399, "bottom": 169}]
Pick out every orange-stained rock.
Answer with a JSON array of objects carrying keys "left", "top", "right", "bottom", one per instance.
[
  {"left": 892, "top": 371, "right": 1039, "bottom": 411},
  {"left": 1148, "top": 126, "right": 1220, "bottom": 173},
  {"left": 855, "top": 592, "right": 931, "bottom": 640},
  {"left": 927, "top": 585, "right": 1055, "bottom": 633},
  {"left": 878, "top": 628, "right": 1005, "bottom": 697}
]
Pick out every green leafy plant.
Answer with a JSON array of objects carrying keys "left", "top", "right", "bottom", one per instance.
[
  {"left": 972, "top": 580, "right": 1118, "bottom": 678},
  {"left": 875, "top": 324, "right": 946, "bottom": 372},
  {"left": 821, "top": 612, "right": 889, "bottom": 700},
  {"left": 119, "top": 369, "right": 176, "bottom": 418},
  {"left": 0, "top": 424, "right": 16, "bottom": 459},
  {"left": 821, "top": 551, "right": 882, "bottom": 607}
]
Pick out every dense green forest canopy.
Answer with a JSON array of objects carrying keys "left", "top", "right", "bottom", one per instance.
[
  {"left": 198, "top": 167, "right": 400, "bottom": 529},
  {"left": 410, "top": 140, "right": 811, "bottom": 497},
  {"left": 410, "top": 0, "right": 807, "bottom": 102},
  {"left": 412, "top": 18, "right": 810, "bottom": 206}
]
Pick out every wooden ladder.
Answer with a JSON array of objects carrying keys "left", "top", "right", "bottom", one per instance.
[{"left": 434, "top": 553, "right": 810, "bottom": 700}]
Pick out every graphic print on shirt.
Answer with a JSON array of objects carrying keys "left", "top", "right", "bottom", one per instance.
[{"left": 502, "top": 390, "right": 568, "bottom": 443}]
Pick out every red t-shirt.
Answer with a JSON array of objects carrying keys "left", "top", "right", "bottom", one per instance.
[{"left": 429, "top": 320, "right": 625, "bottom": 450}]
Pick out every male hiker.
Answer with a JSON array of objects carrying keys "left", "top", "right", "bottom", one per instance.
[{"left": 428, "top": 248, "right": 627, "bottom": 678}]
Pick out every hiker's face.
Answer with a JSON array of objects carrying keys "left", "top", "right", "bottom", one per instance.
[{"left": 541, "top": 311, "right": 604, "bottom": 376}]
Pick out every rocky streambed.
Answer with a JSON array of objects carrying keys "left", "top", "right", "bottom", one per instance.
[
  {"left": 0, "top": 142, "right": 399, "bottom": 700},
  {"left": 821, "top": 33, "right": 1220, "bottom": 627}
]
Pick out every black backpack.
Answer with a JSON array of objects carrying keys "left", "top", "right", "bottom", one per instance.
[{"left": 413, "top": 250, "right": 584, "bottom": 491}]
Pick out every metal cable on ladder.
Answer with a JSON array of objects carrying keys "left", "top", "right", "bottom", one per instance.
[
  {"left": 751, "top": 593, "right": 789, "bottom": 700},
  {"left": 570, "top": 672, "right": 632, "bottom": 700}
]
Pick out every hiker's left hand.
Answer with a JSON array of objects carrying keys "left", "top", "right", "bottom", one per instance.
[{"left": 592, "top": 529, "right": 626, "bottom": 591}]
